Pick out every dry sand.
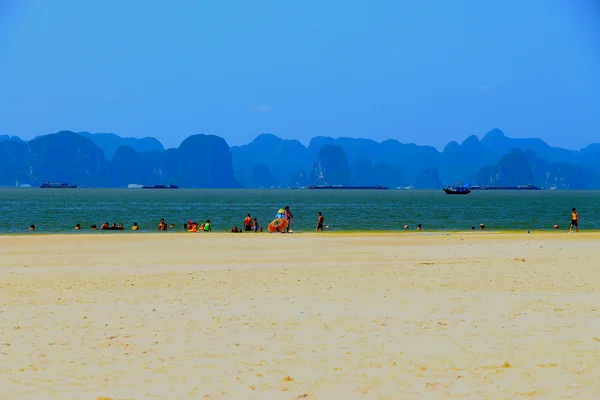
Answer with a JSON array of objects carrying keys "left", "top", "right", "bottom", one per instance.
[{"left": 1, "top": 231, "right": 600, "bottom": 399}]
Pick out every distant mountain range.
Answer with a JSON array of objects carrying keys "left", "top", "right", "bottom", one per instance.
[{"left": 1, "top": 129, "right": 598, "bottom": 189}]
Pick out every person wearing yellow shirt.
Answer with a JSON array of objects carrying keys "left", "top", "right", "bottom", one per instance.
[
  {"left": 132, "top": 222, "right": 139, "bottom": 231},
  {"left": 570, "top": 208, "right": 579, "bottom": 233}
]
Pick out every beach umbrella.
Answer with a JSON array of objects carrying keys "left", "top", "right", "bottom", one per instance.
[{"left": 268, "top": 218, "right": 289, "bottom": 232}]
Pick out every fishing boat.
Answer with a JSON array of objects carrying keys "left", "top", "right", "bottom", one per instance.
[
  {"left": 307, "top": 185, "right": 388, "bottom": 190},
  {"left": 40, "top": 181, "right": 77, "bottom": 188},
  {"left": 141, "top": 184, "right": 179, "bottom": 189},
  {"left": 443, "top": 184, "right": 471, "bottom": 195}
]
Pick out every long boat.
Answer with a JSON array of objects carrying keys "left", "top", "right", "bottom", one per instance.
[
  {"left": 40, "top": 182, "right": 77, "bottom": 188},
  {"left": 471, "top": 185, "right": 540, "bottom": 191},
  {"left": 307, "top": 185, "right": 389, "bottom": 190},
  {"left": 141, "top": 184, "right": 179, "bottom": 189}
]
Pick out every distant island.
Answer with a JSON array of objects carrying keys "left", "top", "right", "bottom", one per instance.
[{"left": 0, "top": 129, "right": 598, "bottom": 189}]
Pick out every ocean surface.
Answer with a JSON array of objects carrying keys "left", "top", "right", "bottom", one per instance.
[{"left": 0, "top": 188, "right": 598, "bottom": 234}]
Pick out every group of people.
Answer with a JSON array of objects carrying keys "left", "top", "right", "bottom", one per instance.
[
  {"left": 231, "top": 214, "right": 262, "bottom": 233},
  {"left": 26, "top": 207, "right": 581, "bottom": 233}
]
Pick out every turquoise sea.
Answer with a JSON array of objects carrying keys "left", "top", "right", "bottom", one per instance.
[{"left": 0, "top": 188, "right": 598, "bottom": 234}]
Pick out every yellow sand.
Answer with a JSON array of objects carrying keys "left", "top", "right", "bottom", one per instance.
[{"left": 2, "top": 232, "right": 600, "bottom": 399}]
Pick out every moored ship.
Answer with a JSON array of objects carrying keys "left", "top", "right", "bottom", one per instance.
[
  {"left": 471, "top": 185, "right": 541, "bottom": 191},
  {"left": 307, "top": 185, "right": 389, "bottom": 190},
  {"left": 40, "top": 181, "right": 77, "bottom": 188},
  {"left": 141, "top": 184, "right": 179, "bottom": 189}
]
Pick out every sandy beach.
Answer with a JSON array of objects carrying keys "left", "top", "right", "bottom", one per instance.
[{"left": 2, "top": 231, "right": 600, "bottom": 399}]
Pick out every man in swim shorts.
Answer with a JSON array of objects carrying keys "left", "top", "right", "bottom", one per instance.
[
  {"left": 316, "top": 211, "right": 324, "bottom": 231},
  {"left": 570, "top": 208, "right": 579, "bottom": 233},
  {"left": 243, "top": 214, "right": 253, "bottom": 231}
]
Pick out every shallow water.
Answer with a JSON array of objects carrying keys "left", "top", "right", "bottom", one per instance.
[{"left": 0, "top": 188, "right": 597, "bottom": 234}]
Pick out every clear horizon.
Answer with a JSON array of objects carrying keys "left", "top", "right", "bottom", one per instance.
[{"left": 1, "top": 0, "right": 599, "bottom": 150}]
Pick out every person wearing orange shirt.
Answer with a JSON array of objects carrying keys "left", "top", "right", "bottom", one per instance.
[{"left": 243, "top": 213, "right": 253, "bottom": 232}]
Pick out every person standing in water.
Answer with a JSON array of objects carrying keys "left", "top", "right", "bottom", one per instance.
[
  {"left": 243, "top": 214, "right": 253, "bottom": 232},
  {"left": 570, "top": 208, "right": 579, "bottom": 233},
  {"left": 284, "top": 206, "right": 295, "bottom": 232},
  {"left": 316, "top": 211, "right": 324, "bottom": 232}
]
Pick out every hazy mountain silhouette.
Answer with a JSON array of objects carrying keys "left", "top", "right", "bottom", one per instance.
[
  {"left": 79, "top": 132, "right": 164, "bottom": 159},
  {"left": 1, "top": 129, "right": 598, "bottom": 189}
]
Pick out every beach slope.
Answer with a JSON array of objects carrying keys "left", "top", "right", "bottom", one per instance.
[{"left": 2, "top": 232, "right": 600, "bottom": 399}]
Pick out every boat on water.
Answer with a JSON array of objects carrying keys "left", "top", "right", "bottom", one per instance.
[
  {"left": 40, "top": 182, "right": 77, "bottom": 189},
  {"left": 471, "top": 185, "right": 541, "bottom": 191},
  {"left": 443, "top": 184, "right": 471, "bottom": 195},
  {"left": 307, "top": 185, "right": 389, "bottom": 190},
  {"left": 141, "top": 184, "right": 179, "bottom": 189}
]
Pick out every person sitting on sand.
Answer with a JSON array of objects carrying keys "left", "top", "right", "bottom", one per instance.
[
  {"left": 29, "top": 224, "right": 35, "bottom": 231},
  {"left": 132, "top": 222, "right": 139, "bottom": 231},
  {"left": 203, "top": 220, "right": 212, "bottom": 232},
  {"left": 158, "top": 219, "right": 167, "bottom": 231},
  {"left": 259, "top": 227, "right": 263, "bottom": 232},
  {"left": 75, "top": 224, "right": 81, "bottom": 230}
]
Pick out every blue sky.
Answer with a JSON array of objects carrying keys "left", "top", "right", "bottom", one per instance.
[{"left": 1, "top": 0, "right": 599, "bottom": 149}]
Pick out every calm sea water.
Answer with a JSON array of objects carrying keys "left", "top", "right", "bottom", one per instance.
[{"left": 0, "top": 188, "right": 598, "bottom": 234}]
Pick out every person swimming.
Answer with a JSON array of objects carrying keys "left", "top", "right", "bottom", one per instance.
[
  {"left": 75, "top": 224, "right": 81, "bottom": 230},
  {"left": 101, "top": 222, "right": 109, "bottom": 230},
  {"left": 132, "top": 222, "right": 139, "bottom": 231},
  {"left": 29, "top": 224, "right": 35, "bottom": 231}
]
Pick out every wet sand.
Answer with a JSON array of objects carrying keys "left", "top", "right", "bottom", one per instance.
[{"left": 2, "top": 232, "right": 600, "bottom": 399}]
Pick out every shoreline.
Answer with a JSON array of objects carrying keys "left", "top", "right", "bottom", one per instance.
[{"left": 3, "top": 229, "right": 597, "bottom": 237}]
